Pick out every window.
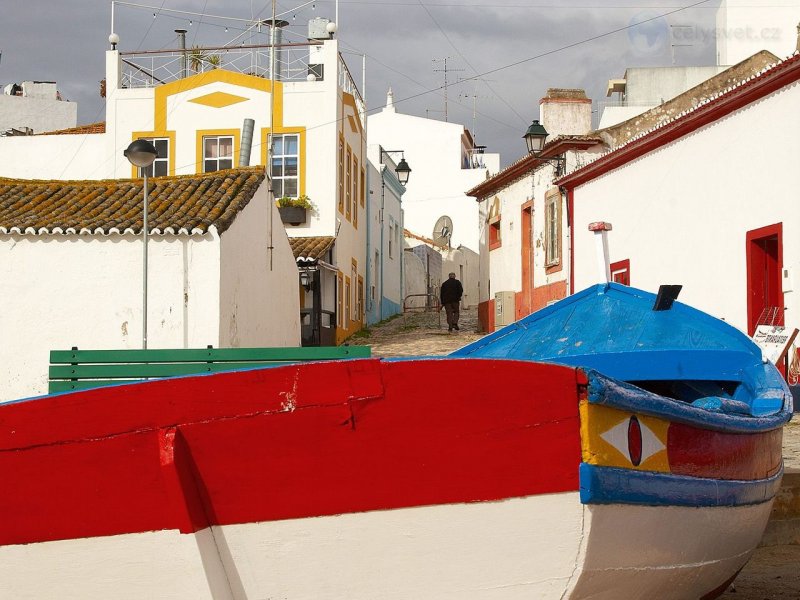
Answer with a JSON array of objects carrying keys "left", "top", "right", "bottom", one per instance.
[
  {"left": 544, "top": 188, "right": 562, "bottom": 267},
  {"left": 203, "top": 136, "right": 233, "bottom": 172},
  {"left": 338, "top": 137, "right": 344, "bottom": 213},
  {"left": 352, "top": 157, "right": 359, "bottom": 228},
  {"left": 489, "top": 216, "right": 501, "bottom": 250},
  {"left": 345, "top": 276, "right": 351, "bottom": 328},
  {"left": 345, "top": 146, "right": 352, "bottom": 221},
  {"left": 337, "top": 272, "right": 344, "bottom": 328},
  {"left": 388, "top": 221, "right": 394, "bottom": 258},
  {"left": 270, "top": 134, "right": 299, "bottom": 198},
  {"left": 351, "top": 262, "right": 358, "bottom": 322},
  {"left": 140, "top": 138, "right": 169, "bottom": 177},
  {"left": 358, "top": 276, "right": 364, "bottom": 322}
]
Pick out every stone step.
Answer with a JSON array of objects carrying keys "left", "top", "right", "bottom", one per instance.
[{"left": 761, "top": 468, "right": 800, "bottom": 546}]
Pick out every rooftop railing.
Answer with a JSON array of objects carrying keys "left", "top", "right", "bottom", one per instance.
[{"left": 119, "top": 42, "right": 364, "bottom": 123}]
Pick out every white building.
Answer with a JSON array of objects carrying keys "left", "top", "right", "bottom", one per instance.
[
  {"left": 365, "top": 145, "right": 406, "bottom": 325},
  {"left": 469, "top": 89, "right": 603, "bottom": 332},
  {"left": 717, "top": 0, "right": 800, "bottom": 65},
  {"left": 0, "top": 168, "right": 300, "bottom": 401},
  {"left": 0, "top": 81, "right": 77, "bottom": 135},
  {"left": 367, "top": 88, "right": 500, "bottom": 254},
  {"left": 559, "top": 52, "right": 800, "bottom": 342},
  {"left": 600, "top": 1, "right": 800, "bottom": 129},
  {"left": 0, "top": 22, "right": 369, "bottom": 346},
  {"left": 601, "top": 66, "right": 728, "bottom": 128}
]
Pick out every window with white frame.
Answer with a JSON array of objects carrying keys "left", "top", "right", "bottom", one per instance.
[
  {"left": 203, "top": 136, "right": 234, "bottom": 172},
  {"left": 544, "top": 188, "right": 562, "bottom": 267},
  {"left": 388, "top": 221, "right": 395, "bottom": 258},
  {"left": 270, "top": 134, "right": 299, "bottom": 198},
  {"left": 140, "top": 138, "right": 169, "bottom": 177}
]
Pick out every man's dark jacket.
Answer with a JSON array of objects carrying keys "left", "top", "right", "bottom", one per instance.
[{"left": 440, "top": 278, "right": 463, "bottom": 305}]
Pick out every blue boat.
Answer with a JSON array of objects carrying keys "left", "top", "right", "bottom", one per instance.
[{"left": 451, "top": 282, "right": 793, "bottom": 598}]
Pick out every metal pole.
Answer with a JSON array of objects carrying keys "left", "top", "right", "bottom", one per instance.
[{"left": 143, "top": 170, "right": 149, "bottom": 349}]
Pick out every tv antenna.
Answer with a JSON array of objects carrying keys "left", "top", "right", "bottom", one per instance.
[
  {"left": 432, "top": 57, "right": 464, "bottom": 122},
  {"left": 458, "top": 77, "right": 493, "bottom": 143}
]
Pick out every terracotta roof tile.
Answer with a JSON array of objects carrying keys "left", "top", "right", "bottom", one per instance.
[
  {"left": 0, "top": 167, "right": 265, "bottom": 236},
  {"left": 290, "top": 236, "right": 335, "bottom": 261},
  {"left": 40, "top": 122, "right": 106, "bottom": 135}
]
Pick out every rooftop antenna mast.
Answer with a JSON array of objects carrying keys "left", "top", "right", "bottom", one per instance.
[
  {"left": 432, "top": 57, "right": 463, "bottom": 122},
  {"left": 459, "top": 78, "right": 492, "bottom": 143}
]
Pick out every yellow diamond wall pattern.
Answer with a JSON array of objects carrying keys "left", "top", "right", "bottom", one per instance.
[{"left": 189, "top": 92, "right": 249, "bottom": 108}]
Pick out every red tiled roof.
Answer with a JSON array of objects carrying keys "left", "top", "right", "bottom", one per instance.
[
  {"left": 467, "top": 135, "right": 603, "bottom": 199},
  {"left": 290, "top": 236, "right": 335, "bottom": 261},
  {"left": 0, "top": 167, "right": 265, "bottom": 236},
  {"left": 40, "top": 122, "right": 106, "bottom": 135}
]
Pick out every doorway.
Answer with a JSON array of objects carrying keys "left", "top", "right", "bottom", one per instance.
[{"left": 746, "top": 223, "right": 783, "bottom": 335}]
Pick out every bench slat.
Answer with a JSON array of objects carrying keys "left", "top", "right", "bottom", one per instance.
[
  {"left": 47, "top": 346, "right": 371, "bottom": 394},
  {"left": 49, "top": 346, "right": 370, "bottom": 364}
]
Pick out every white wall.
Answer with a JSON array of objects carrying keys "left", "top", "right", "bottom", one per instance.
[
  {"left": 572, "top": 78, "right": 800, "bottom": 333},
  {"left": 368, "top": 105, "right": 498, "bottom": 253},
  {"left": 717, "top": 0, "right": 800, "bottom": 65},
  {"left": 219, "top": 185, "right": 300, "bottom": 347},
  {"left": 365, "top": 149, "right": 404, "bottom": 324},
  {"left": 0, "top": 232, "right": 221, "bottom": 401},
  {"left": 0, "top": 134, "right": 107, "bottom": 179},
  {"left": 0, "top": 94, "right": 77, "bottom": 134}
]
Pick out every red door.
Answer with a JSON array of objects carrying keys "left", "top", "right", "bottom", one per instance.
[{"left": 746, "top": 224, "right": 783, "bottom": 335}]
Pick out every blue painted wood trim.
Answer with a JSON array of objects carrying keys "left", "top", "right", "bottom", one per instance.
[
  {"left": 580, "top": 463, "right": 784, "bottom": 507},
  {"left": 586, "top": 370, "right": 792, "bottom": 433}
]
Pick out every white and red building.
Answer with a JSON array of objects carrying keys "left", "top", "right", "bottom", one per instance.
[
  {"left": 468, "top": 89, "right": 603, "bottom": 332},
  {"left": 558, "top": 52, "right": 800, "bottom": 342}
]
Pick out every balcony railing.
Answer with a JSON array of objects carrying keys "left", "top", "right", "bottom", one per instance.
[{"left": 119, "top": 41, "right": 364, "bottom": 129}]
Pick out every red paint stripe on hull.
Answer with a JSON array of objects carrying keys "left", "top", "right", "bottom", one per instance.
[
  {"left": 668, "top": 423, "right": 783, "bottom": 480},
  {"left": 0, "top": 359, "right": 583, "bottom": 545}
]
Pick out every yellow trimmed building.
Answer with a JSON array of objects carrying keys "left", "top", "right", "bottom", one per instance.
[{"left": 0, "top": 34, "right": 367, "bottom": 346}]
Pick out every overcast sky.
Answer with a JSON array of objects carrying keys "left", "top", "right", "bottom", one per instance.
[{"left": 1, "top": 0, "right": 729, "bottom": 165}]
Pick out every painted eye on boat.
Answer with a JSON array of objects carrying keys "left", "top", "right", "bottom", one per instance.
[{"left": 628, "top": 416, "right": 643, "bottom": 467}]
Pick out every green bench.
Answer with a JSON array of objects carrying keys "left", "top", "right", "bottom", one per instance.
[{"left": 48, "top": 346, "right": 372, "bottom": 393}]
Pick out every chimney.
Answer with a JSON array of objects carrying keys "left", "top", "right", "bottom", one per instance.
[{"left": 539, "top": 88, "right": 592, "bottom": 139}]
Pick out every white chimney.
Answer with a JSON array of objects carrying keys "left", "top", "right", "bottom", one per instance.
[{"left": 539, "top": 88, "right": 592, "bottom": 138}]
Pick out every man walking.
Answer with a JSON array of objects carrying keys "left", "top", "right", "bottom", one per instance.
[{"left": 440, "top": 272, "right": 463, "bottom": 332}]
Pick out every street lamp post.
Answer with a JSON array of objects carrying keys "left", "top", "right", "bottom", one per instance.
[{"left": 124, "top": 139, "right": 159, "bottom": 349}]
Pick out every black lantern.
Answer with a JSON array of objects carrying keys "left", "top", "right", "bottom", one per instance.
[
  {"left": 523, "top": 119, "right": 549, "bottom": 155},
  {"left": 395, "top": 157, "right": 412, "bottom": 186}
]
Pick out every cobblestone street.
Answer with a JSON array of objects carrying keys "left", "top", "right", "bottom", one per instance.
[{"left": 353, "top": 307, "right": 800, "bottom": 599}]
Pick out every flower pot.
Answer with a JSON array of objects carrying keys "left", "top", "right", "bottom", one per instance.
[{"left": 279, "top": 206, "right": 307, "bottom": 226}]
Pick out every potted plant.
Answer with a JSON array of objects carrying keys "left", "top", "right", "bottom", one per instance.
[{"left": 277, "top": 195, "right": 314, "bottom": 226}]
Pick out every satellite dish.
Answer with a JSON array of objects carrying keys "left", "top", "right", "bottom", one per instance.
[{"left": 432, "top": 215, "right": 454, "bottom": 248}]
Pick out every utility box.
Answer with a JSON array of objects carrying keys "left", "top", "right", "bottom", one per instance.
[{"left": 494, "top": 291, "right": 516, "bottom": 327}]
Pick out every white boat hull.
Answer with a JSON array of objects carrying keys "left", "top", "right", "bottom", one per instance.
[{"left": 0, "top": 493, "right": 773, "bottom": 599}]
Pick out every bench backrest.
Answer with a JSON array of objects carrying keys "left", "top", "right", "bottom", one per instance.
[{"left": 48, "top": 346, "right": 371, "bottom": 393}]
